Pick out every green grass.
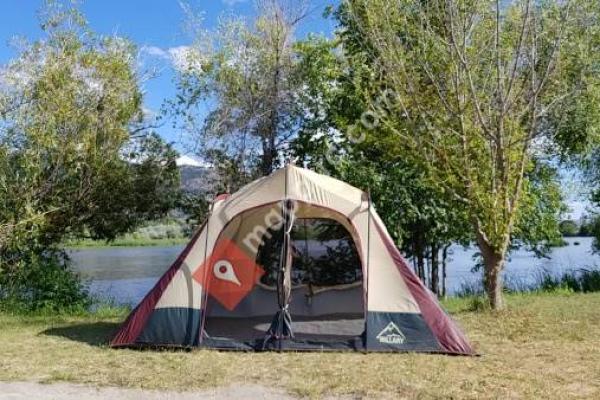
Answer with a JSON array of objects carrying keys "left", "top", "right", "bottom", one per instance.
[
  {"left": 1, "top": 293, "right": 599, "bottom": 399},
  {"left": 65, "top": 237, "right": 188, "bottom": 248}
]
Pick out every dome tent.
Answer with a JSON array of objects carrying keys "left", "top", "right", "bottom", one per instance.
[{"left": 111, "top": 165, "right": 474, "bottom": 354}]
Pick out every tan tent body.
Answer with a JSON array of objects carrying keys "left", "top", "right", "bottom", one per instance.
[{"left": 112, "top": 166, "right": 473, "bottom": 354}]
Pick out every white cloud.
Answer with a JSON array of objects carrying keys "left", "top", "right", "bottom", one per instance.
[
  {"left": 141, "top": 107, "right": 157, "bottom": 120},
  {"left": 222, "top": 0, "right": 247, "bottom": 6},
  {"left": 140, "top": 45, "right": 170, "bottom": 60},
  {"left": 140, "top": 45, "right": 203, "bottom": 73},
  {"left": 167, "top": 46, "right": 194, "bottom": 71}
]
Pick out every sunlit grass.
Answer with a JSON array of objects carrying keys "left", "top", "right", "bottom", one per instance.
[{"left": 1, "top": 293, "right": 599, "bottom": 399}]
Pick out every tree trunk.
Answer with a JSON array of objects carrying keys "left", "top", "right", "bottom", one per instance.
[
  {"left": 424, "top": 251, "right": 429, "bottom": 287},
  {"left": 476, "top": 235, "right": 506, "bottom": 310},
  {"left": 484, "top": 256, "right": 504, "bottom": 310},
  {"left": 441, "top": 244, "right": 450, "bottom": 298},
  {"left": 430, "top": 243, "right": 439, "bottom": 296},
  {"left": 416, "top": 249, "right": 425, "bottom": 283},
  {"left": 260, "top": 138, "right": 273, "bottom": 176},
  {"left": 261, "top": 140, "right": 275, "bottom": 176},
  {"left": 263, "top": 27, "right": 281, "bottom": 177},
  {"left": 411, "top": 242, "right": 418, "bottom": 275}
]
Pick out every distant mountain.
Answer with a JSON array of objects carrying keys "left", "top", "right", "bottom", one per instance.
[
  {"left": 179, "top": 164, "right": 217, "bottom": 194},
  {"left": 175, "top": 155, "right": 217, "bottom": 194}
]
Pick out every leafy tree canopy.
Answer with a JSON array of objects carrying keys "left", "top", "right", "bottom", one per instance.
[
  {"left": 0, "top": 1, "right": 179, "bottom": 263},
  {"left": 338, "top": 0, "right": 600, "bottom": 308},
  {"left": 171, "top": 0, "right": 318, "bottom": 190}
]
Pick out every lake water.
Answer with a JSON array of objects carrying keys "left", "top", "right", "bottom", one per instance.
[{"left": 69, "top": 237, "right": 600, "bottom": 305}]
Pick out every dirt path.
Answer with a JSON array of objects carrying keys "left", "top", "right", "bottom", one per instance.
[{"left": 0, "top": 381, "right": 301, "bottom": 400}]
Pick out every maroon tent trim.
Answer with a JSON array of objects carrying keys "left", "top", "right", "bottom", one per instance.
[{"left": 374, "top": 219, "right": 474, "bottom": 355}]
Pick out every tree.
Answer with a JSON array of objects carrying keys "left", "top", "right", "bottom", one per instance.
[
  {"left": 510, "top": 160, "right": 566, "bottom": 254},
  {"left": 578, "top": 215, "right": 594, "bottom": 236},
  {"left": 559, "top": 220, "right": 579, "bottom": 237},
  {"left": 291, "top": 26, "right": 473, "bottom": 296},
  {"left": 340, "top": 155, "right": 472, "bottom": 295},
  {"left": 344, "top": 0, "right": 600, "bottom": 309},
  {"left": 0, "top": 1, "right": 179, "bottom": 309},
  {"left": 172, "top": 0, "right": 310, "bottom": 187},
  {"left": 586, "top": 214, "right": 600, "bottom": 254}
]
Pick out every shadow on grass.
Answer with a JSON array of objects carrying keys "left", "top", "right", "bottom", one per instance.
[{"left": 41, "top": 322, "right": 120, "bottom": 347}]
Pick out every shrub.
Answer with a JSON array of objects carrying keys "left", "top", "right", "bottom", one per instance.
[
  {"left": 504, "top": 275, "right": 537, "bottom": 293},
  {"left": 456, "top": 280, "right": 484, "bottom": 297},
  {"left": 0, "top": 251, "right": 90, "bottom": 313},
  {"left": 468, "top": 296, "right": 491, "bottom": 312},
  {"left": 533, "top": 268, "right": 600, "bottom": 294},
  {"left": 579, "top": 270, "right": 600, "bottom": 292},
  {"left": 454, "top": 268, "right": 600, "bottom": 308},
  {"left": 559, "top": 220, "right": 579, "bottom": 237}
]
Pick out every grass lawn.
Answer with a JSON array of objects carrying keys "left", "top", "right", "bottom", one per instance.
[{"left": 1, "top": 292, "right": 599, "bottom": 399}]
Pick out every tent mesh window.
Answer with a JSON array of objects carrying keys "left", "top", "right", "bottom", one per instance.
[
  {"left": 201, "top": 217, "right": 365, "bottom": 348},
  {"left": 286, "top": 218, "right": 365, "bottom": 342}
]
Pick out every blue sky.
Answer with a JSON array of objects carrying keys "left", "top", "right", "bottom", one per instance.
[
  {"left": 0, "top": 1, "right": 590, "bottom": 218},
  {"left": 0, "top": 0, "right": 337, "bottom": 151}
]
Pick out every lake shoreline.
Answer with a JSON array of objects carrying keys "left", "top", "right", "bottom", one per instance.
[
  {"left": 65, "top": 237, "right": 189, "bottom": 249},
  {"left": 68, "top": 236, "right": 600, "bottom": 305}
]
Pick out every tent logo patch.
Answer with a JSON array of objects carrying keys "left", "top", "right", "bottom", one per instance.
[{"left": 376, "top": 322, "right": 406, "bottom": 345}]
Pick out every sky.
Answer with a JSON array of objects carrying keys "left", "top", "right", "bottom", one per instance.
[
  {"left": 0, "top": 0, "right": 338, "bottom": 151},
  {"left": 0, "top": 1, "right": 591, "bottom": 219}
]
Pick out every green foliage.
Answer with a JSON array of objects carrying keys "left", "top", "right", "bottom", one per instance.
[
  {"left": 292, "top": 3, "right": 567, "bottom": 297},
  {"left": 538, "top": 272, "right": 578, "bottom": 293},
  {"left": 0, "top": 1, "right": 180, "bottom": 311},
  {"left": 80, "top": 133, "right": 180, "bottom": 241},
  {"left": 558, "top": 220, "right": 579, "bottom": 237},
  {"left": 467, "top": 296, "right": 492, "bottom": 313},
  {"left": 177, "top": 192, "right": 210, "bottom": 230},
  {"left": 578, "top": 214, "right": 600, "bottom": 253},
  {"left": 0, "top": 3, "right": 179, "bottom": 247},
  {"left": 340, "top": 155, "right": 472, "bottom": 252},
  {"left": 579, "top": 270, "right": 600, "bottom": 292},
  {"left": 171, "top": 1, "right": 314, "bottom": 184},
  {"left": 339, "top": 0, "right": 600, "bottom": 308},
  {"left": 289, "top": 19, "right": 472, "bottom": 294},
  {"left": 292, "top": 9, "right": 472, "bottom": 253},
  {"left": 0, "top": 250, "right": 89, "bottom": 313},
  {"left": 512, "top": 161, "right": 566, "bottom": 255},
  {"left": 578, "top": 215, "right": 594, "bottom": 236},
  {"left": 581, "top": 150, "right": 600, "bottom": 239},
  {"left": 549, "top": 1, "right": 600, "bottom": 157},
  {"left": 133, "top": 223, "right": 184, "bottom": 240},
  {"left": 536, "top": 269, "right": 600, "bottom": 293},
  {"left": 291, "top": 35, "right": 347, "bottom": 172}
]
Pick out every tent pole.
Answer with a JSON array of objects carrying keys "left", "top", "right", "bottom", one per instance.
[
  {"left": 280, "top": 164, "right": 290, "bottom": 351},
  {"left": 364, "top": 189, "right": 371, "bottom": 350},
  {"left": 303, "top": 218, "right": 313, "bottom": 305},
  {"left": 198, "top": 196, "right": 215, "bottom": 346},
  {"left": 278, "top": 164, "right": 294, "bottom": 350}
]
